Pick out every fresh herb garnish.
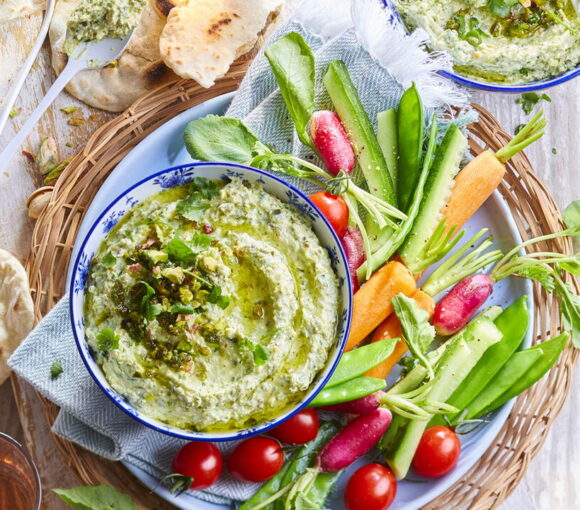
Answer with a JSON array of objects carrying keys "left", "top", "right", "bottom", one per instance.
[
  {"left": 487, "top": 0, "right": 521, "bottom": 18},
  {"left": 240, "top": 338, "right": 270, "bottom": 365},
  {"left": 50, "top": 360, "right": 63, "bottom": 380},
  {"left": 207, "top": 285, "right": 230, "bottom": 309},
  {"left": 447, "top": 12, "right": 489, "bottom": 47},
  {"left": 101, "top": 251, "right": 116, "bottom": 267},
  {"left": 96, "top": 329, "right": 120, "bottom": 352},
  {"left": 176, "top": 182, "right": 218, "bottom": 222},
  {"left": 169, "top": 302, "right": 196, "bottom": 314},
  {"left": 190, "top": 233, "right": 212, "bottom": 252},
  {"left": 516, "top": 92, "right": 551, "bottom": 115},
  {"left": 165, "top": 238, "right": 197, "bottom": 264},
  {"left": 140, "top": 282, "right": 162, "bottom": 321},
  {"left": 53, "top": 484, "right": 136, "bottom": 510}
]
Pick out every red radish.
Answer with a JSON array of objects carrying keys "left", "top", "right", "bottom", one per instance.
[
  {"left": 321, "top": 391, "right": 385, "bottom": 415},
  {"left": 432, "top": 273, "right": 494, "bottom": 336},
  {"left": 310, "top": 110, "right": 355, "bottom": 176},
  {"left": 341, "top": 226, "right": 366, "bottom": 293},
  {"left": 318, "top": 408, "right": 392, "bottom": 472}
]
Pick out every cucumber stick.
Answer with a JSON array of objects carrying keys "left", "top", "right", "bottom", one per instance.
[
  {"left": 399, "top": 124, "right": 467, "bottom": 275},
  {"left": 324, "top": 61, "right": 397, "bottom": 206},
  {"left": 377, "top": 109, "right": 399, "bottom": 187},
  {"left": 383, "top": 316, "right": 502, "bottom": 479}
]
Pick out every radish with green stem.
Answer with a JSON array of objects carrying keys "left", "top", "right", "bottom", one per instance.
[
  {"left": 432, "top": 227, "right": 580, "bottom": 337},
  {"left": 310, "top": 110, "right": 355, "bottom": 175}
]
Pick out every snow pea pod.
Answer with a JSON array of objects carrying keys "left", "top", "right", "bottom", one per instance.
[
  {"left": 326, "top": 338, "right": 398, "bottom": 388},
  {"left": 430, "top": 296, "right": 529, "bottom": 426},
  {"left": 309, "top": 376, "right": 386, "bottom": 408},
  {"left": 476, "top": 332, "right": 569, "bottom": 417},
  {"left": 397, "top": 84, "right": 424, "bottom": 212},
  {"left": 238, "top": 461, "right": 292, "bottom": 510}
]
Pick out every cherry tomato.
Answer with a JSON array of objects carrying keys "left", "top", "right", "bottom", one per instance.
[
  {"left": 345, "top": 463, "right": 397, "bottom": 510},
  {"left": 172, "top": 442, "right": 223, "bottom": 490},
  {"left": 412, "top": 426, "right": 461, "bottom": 478},
  {"left": 310, "top": 191, "right": 349, "bottom": 238},
  {"left": 269, "top": 409, "right": 319, "bottom": 444},
  {"left": 227, "top": 437, "right": 284, "bottom": 482}
]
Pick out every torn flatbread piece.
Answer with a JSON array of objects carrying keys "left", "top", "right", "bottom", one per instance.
[
  {"left": 0, "top": 250, "right": 34, "bottom": 385},
  {"left": 0, "top": 0, "right": 44, "bottom": 23},
  {"left": 160, "top": 0, "right": 283, "bottom": 88}
]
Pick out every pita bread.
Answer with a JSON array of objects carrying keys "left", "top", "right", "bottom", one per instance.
[
  {"left": 50, "top": 0, "right": 178, "bottom": 112},
  {"left": 153, "top": 0, "right": 182, "bottom": 18},
  {"left": 0, "top": 250, "right": 34, "bottom": 385},
  {"left": 0, "top": 0, "right": 44, "bottom": 23},
  {"left": 160, "top": 0, "right": 282, "bottom": 88}
]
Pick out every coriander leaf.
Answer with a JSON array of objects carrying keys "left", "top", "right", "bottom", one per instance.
[
  {"left": 141, "top": 281, "right": 155, "bottom": 296},
  {"left": 516, "top": 92, "right": 551, "bottom": 115},
  {"left": 392, "top": 293, "right": 436, "bottom": 378},
  {"left": 96, "top": 329, "right": 120, "bottom": 352},
  {"left": 514, "top": 265, "right": 556, "bottom": 292},
  {"left": 253, "top": 344, "right": 270, "bottom": 365},
  {"left": 183, "top": 115, "right": 260, "bottom": 165},
  {"left": 265, "top": 32, "right": 315, "bottom": 147},
  {"left": 50, "top": 360, "right": 63, "bottom": 380},
  {"left": 145, "top": 303, "right": 163, "bottom": 321},
  {"left": 189, "top": 177, "right": 219, "bottom": 200},
  {"left": 207, "top": 285, "right": 222, "bottom": 302},
  {"left": 165, "top": 238, "right": 196, "bottom": 264},
  {"left": 100, "top": 251, "right": 116, "bottom": 268},
  {"left": 558, "top": 256, "right": 580, "bottom": 277},
  {"left": 216, "top": 295, "right": 230, "bottom": 310},
  {"left": 487, "top": 0, "right": 520, "bottom": 18},
  {"left": 176, "top": 195, "right": 210, "bottom": 222},
  {"left": 447, "top": 12, "right": 489, "bottom": 47},
  {"left": 53, "top": 484, "right": 136, "bottom": 510},
  {"left": 190, "top": 233, "right": 212, "bottom": 252},
  {"left": 169, "top": 302, "right": 196, "bottom": 314}
]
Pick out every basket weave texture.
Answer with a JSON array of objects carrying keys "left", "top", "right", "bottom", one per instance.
[{"left": 15, "top": 72, "right": 579, "bottom": 509}]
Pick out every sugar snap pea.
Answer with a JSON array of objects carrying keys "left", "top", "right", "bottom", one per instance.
[
  {"left": 478, "top": 332, "right": 569, "bottom": 417},
  {"left": 238, "top": 461, "right": 292, "bottom": 510},
  {"left": 397, "top": 83, "right": 424, "bottom": 212},
  {"left": 308, "top": 376, "right": 386, "bottom": 408},
  {"left": 326, "top": 338, "right": 398, "bottom": 388}
]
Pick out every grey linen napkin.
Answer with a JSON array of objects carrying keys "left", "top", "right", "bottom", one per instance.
[{"left": 9, "top": 0, "right": 472, "bottom": 506}]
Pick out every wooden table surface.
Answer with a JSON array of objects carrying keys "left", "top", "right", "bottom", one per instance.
[{"left": 1, "top": 10, "right": 579, "bottom": 510}]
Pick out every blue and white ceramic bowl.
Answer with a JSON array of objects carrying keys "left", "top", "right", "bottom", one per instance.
[
  {"left": 69, "top": 162, "right": 353, "bottom": 441},
  {"left": 383, "top": 0, "right": 580, "bottom": 92}
]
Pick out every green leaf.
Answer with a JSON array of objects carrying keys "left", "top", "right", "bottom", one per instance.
[
  {"left": 165, "top": 238, "right": 197, "bottom": 264},
  {"left": 265, "top": 32, "right": 316, "bottom": 147},
  {"left": 558, "top": 257, "right": 580, "bottom": 277},
  {"left": 294, "top": 492, "right": 320, "bottom": 510},
  {"left": 183, "top": 115, "right": 260, "bottom": 164},
  {"left": 50, "top": 360, "right": 63, "bottom": 380},
  {"left": 487, "top": 0, "right": 521, "bottom": 18},
  {"left": 169, "top": 302, "right": 196, "bottom": 314},
  {"left": 139, "top": 282, "right": 163, "bottom": 321},
  {"left": 392, "top": 293, "right": 436, "bottom": 378},
  {"left": 216, "top": 295, "right": 230, "bottom": 310},
  {"left": 176, "top": 180, "right": 220, "bottom": 222},
  {"left": 100, "top": 252, "right": 116, "bottom": 268},
  {"left": 96, "top": 329, "right": 120, "bottom": 352},
  {"left": 53, "top": 485, "right": 136, "bottom": 510},
  {"left": 514, "top": 265, "right": 556, "bottom": 292},
  {"left": 253, "top": 344, "right": 270, "bottom": 365},
  {"left": 563, "top": 200, "right": 580, "bottom": 229},
  {"left": 516, "top": 92, "right": 551, "bottom": 115},
  {"left": 447, "top": 13, "right": 489, "bottom": 47},
  {"left": 190, "top": 233, "right": 212, "bottom": 252},
  {"left": 555, "top": 278, "right": 580, "bottom": 349}
]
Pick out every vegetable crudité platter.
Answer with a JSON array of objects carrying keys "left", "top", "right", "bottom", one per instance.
[{"left": 63, "top": 31, "right": 580, "bottom": 510}]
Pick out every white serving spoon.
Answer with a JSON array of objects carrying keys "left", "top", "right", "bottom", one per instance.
[{"left": 0, "top": 33, "right": 133, "bottom": 176}]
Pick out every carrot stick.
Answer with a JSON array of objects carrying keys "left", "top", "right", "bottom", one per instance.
[
  {"left": 441, "top": 150, "right": 505, "bottom": 231},
  {"left": 365, "top": 290, "right": 435, "bottom": 379},
  {"left": 345, "top": 261, "right": 416, "bottom": 351}
]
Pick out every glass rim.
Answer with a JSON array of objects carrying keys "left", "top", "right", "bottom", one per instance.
[{"left": 0, "top": 431, "right": 42, "bottom": 510}]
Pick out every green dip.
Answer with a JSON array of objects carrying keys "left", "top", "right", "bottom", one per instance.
[
  {"left": 64, "top": 0, "right": 146, "bottom": 54},
  {"left": 84, "top": 178, "right": 340, "bottom": 432},
  {"left": 395, "top": 0, "right": 580, "bottom": 83}
]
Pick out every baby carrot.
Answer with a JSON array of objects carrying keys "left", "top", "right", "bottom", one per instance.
[{"left": 345, "top": 261, "right": 416, "bottom": 351}]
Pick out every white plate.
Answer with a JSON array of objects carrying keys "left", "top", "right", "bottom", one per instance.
[{"left": 67, "top": 93, "right": 533, "bottom": 510}]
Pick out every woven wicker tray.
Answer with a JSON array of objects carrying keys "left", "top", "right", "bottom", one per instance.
[{"left": 12, "top": 68, "right": 579, "bottom": 509}]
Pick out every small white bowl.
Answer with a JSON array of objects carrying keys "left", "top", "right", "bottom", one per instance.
[{"left": 70, "top": 162, "right": 352, "bottom": 441}]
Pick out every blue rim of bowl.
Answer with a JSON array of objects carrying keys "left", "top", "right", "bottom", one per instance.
[
  {"left": 382, "top": 0, "right": 580, "bottom": 92},
  {"left": 69, "top": 161, "right": 353, "bottom": 441}
]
